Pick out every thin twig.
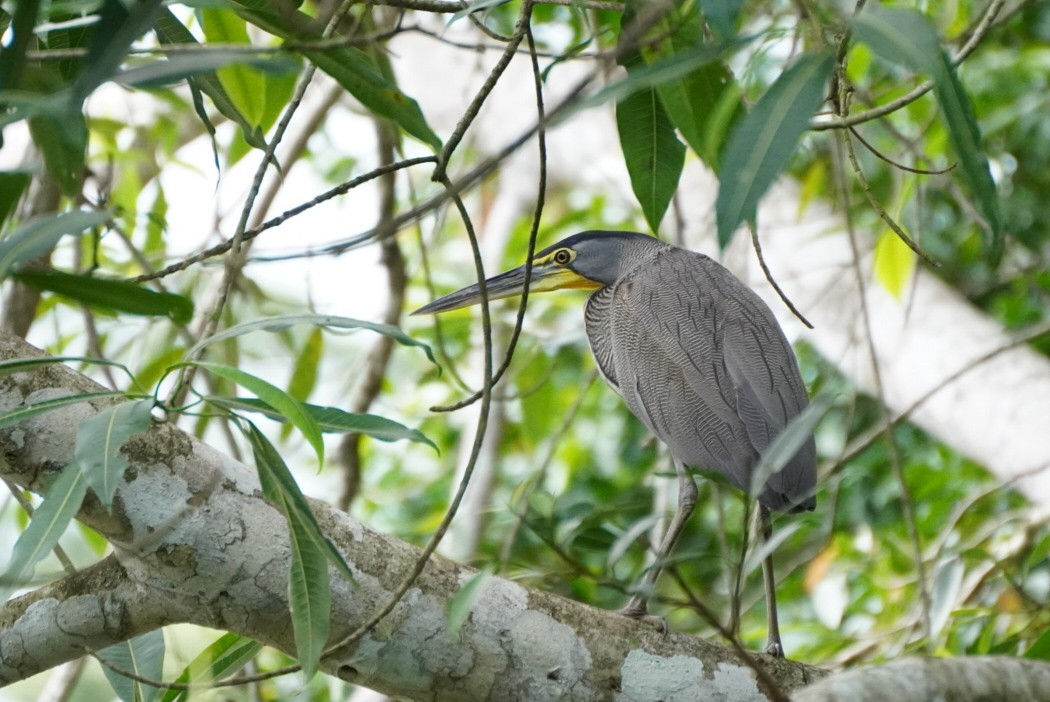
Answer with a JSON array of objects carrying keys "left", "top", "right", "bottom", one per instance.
[{"left": 748, "top": 222, "right": 814, "bottom": 329}]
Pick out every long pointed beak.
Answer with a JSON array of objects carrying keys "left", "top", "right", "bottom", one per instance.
[{"left": 411, "top": 263, "right": 590, "bottom": 315}]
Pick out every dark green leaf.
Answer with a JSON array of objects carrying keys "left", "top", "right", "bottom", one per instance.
[
  {"left": 14, "top": 268, "right": 194, "bottom": 323},
  {"left": 1025, "top": 628, "right": 1050, "bottom": 662},
  {"left": 699, "top": 0, "right": 743, "bottom": 41},
  {"left": 0, "top": 355, "right": 132, "bottom": 380},
  {"left": 285, "top": 486, "right": 330, "bottom": 679},
  {"left": 73, "top": 0, "right": 164, "bottom": 101},
  {"left": 28, "top": 110, "right": 87, "bottom": 195},
  {"left": 152, "top": 8, "right": 269, "bottom": 152},
  {"left": 852, "top": 6, "right": 1002, "bottom": 251},
  {"left": 230, "top": 1, "right": 441, "bottom": 150},
  {"left": 161, "top": 634, "right": 263, "bottom": 702},
  {"left": 631, "top": 3, "right": 743, "bottom": 169},
  {"left": 0, "top": 171, "right": 31, "bottom": 224},
  {"left": 209, "top": 395, "right": 436, "bottom": 449},
  {"left": 616, "top": 86, "right": 685, "bottom": 232},
  {"left": 187, "top": 362, "right": 324, "bottom": 466},
  {"left": 74, "top": 399, "right": 154, "bottom": 508},
  {"left": 0, "top": 209, "right": 110, "bottom": 280},
  {"left": 244, "top": 422, "right": 355, "bottom": 584},
  {"left": 716, "top": 51, "right": 833, "bottom": 248},
  {"left": 98, "top": 630, "right": 165, "bottom": 702},
  {"left": 0, "top": 462, "right": 87, "bottom": 602}
]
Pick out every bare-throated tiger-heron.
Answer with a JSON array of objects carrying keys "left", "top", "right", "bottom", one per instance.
[{"left": 412, "top": 230, "right": 816, "bottom": 657}]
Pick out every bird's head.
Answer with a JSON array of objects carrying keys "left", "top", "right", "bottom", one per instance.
[{"left": 411, "top": 231, "right": 659, "bottom": 315}]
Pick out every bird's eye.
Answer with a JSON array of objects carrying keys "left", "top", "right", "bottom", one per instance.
[{"left": 553, "top": 249, "right": 572, "bottom": 265}]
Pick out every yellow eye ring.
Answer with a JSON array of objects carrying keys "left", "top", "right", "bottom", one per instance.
[{"left": 553, "top": 249, "right": 572, "bottom": 265}]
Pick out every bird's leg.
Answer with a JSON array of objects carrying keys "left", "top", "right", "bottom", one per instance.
[
  {"left": 620, "top": 458, "right": 698, "bottom": 618},
  {"left": 760, "top": 505, "right": 784, "bottom": 658}
]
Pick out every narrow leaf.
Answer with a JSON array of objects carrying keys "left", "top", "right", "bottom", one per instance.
[
  {"left": 185, "top": 313, "right": 437, "bottom": 366},
  {"left": 208, "top": 396, "right": 436, "bottom": 449},
  {"left": 113, "top": 52, "right": 297, "bottom": 89},
  {"left": 716, "top": 51, "right": 834, "bottom": 248},
  {"left": 75, "top": 399, "right": 154, "bottom": 508},
  {"left": 851, "top": 6, "right": 1001, "bottom": 249},
  {"left": 286, "top": 490, "right": 330, "bottom": 679},
  {"left": 244, "top": 423, "right": 355, "bottom": 584},
  {"left": 873, "top": 230, "right": 916, "bottom": 299},
  {"left": 0, "top": 391, "right": 132, "bottom": 430},
  {"left": 98, "top": 630, "right": 165, "bottom": 702},
  {"left": 189, "top": 362, "right": 324, "bottom": 466},
  {"left": 161, "top": 634, "right": 263, "bottom": 702},
  {"left": 0, "top": 171, "right": 31, "bottom": 224},
  {"left": 1024, "top": 628, "right": 1050, "bottom": 662},
  {"left": 748, "top": 394, "right": 831, "bottom": 501},
  {"left": 0, "top": 209, "right": 110, "bottom": 280},
  {"left": 0, "top": 463, "right": 88, "bottom": 602},
  {"left": 446, "top": 570, "right": 492, "bottom": 636},
  {"left": 930, "top": 557, "right": 964, "bottom": 638},
  {"left": 14, "top": 268, "right": 193, "bottom": 322}
]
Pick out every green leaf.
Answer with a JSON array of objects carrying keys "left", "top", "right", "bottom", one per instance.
[
  {"left": 161, "top": 633, "right": 263, "bottom": 702},
  {"left": 616, "top": 85, "right": 685, "bottom": 233},
  {"left": 0, "top": 209, "right": 110, "bottom": 280},
  {"left": 698, "top": 0, "right": 743, "bottom": 41},
  {"left": 285, "top": 486, "right": 330, "bottom": 680},
  {"left": 185, "top": 313, "right": 437, "bottom": 367},
  {"left": 1024, "top": 628, "right": 1050, "bottom": 662},
  {"left": 288, "top": 327, "right": 323, "bottom": 403},
  {"left": 631, "top": 4, "right": 743, "bottom": 169},
  {"left": 0, "top": 463, "right": 88, "bottom": 603},
  {"left": 152, "top": 8, "right": 268, "bottom": 152},
  {"left": 873, "top": 230, "right": 917, "bottom": 299},
  {"left": 199, "top": 9, "right": 264, "bottom": 124},
  {"left": 930, "top": 557, "right": 964, "bottom": 638},
  {"left": 14, "top": 268, "right": 194, "bottom": 323},
  {"left": 716, "top": 51, "right": 833, "bottom": 248},
  {"left": 113, "top": 52, "right": 297, "bottom": 89},
  {"left": 852, "top": 6, "right": 1002, "bottom": 251},
  {"left": 446, "top": 569, "right": 491, "bottom": 636},
  {"left": 207, "top": 396, "right": 437, "bottom": 450},
  {"left": 0, "top": 390, "right": 131, "bottom": 430},
  {"left": 229, "top": 1, "right": 441, "bottom": 150},
  {"left": 187, "top": 362, "right": 324, "bottom": 466},
  {"left": 98, "top": 630, "right": 165, "bottom": 702},
  {"left": 28, "top": 110, "right": 87, "bottom": 196},
  {"left": 245, "top": 423, "right": 354, "bottom": 582},
  {"left": 0, "top": 171, "right": 31, "bottom": 224},
  {"left": 74, "top": 399, "right": 154, "bottom": 508},
  {"left": 74, "top": 0, "right": 164, "bottom": 101},
  {"left": 0, "top": 355, "right": 132, "bottom": 380},
  {"left": 748, "top": 394, "right": 831, "bottom": 501}
]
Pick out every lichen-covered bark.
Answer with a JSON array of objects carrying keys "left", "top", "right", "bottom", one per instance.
[{"left": 0, "top": 330, "right": 819, "bottom": 699}]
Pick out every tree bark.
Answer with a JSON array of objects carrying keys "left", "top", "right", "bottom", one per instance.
[{"left": 0, "top": 330, "right": 824, "bottom": 699}]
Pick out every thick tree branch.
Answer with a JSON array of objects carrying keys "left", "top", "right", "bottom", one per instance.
[{"left": 0, "top": 330, "right": 823, "bottom": 699}]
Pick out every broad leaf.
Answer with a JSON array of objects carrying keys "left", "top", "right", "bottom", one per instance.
[
  {"left": 716, "top": 51, "right": 834, "bottom": 248},
  {"left": 0, "top": 209, "right": 110, "bottom": 280},
  {"left": 0, "top": 462, "right": 87, "bottom": 602},
  {"left": 616, "top": 85, "right": 685, "bottom": 233},
  {"left": 873, "top": 230, "right": 916, "bottom": 299},
  {"left": 75, "top": 399, "right": 154, "bottom": 508},
  {"left": 98, "top": 630, "right": 165, "bottom": 702},
  {"left": 852, "top": 6, "right": 1001, "bottom": 251},
  {"left": 27, "top": 111, "right": 87, "bottom": 196},
  {"left": 161, "top": 633, "right": 263, "bottom": 702},
  {"left": 14, "top": 268, "right": 193, "bottom": 323},
  {"left": 0, "top": 171, "right": 31, "bottom": 224}
]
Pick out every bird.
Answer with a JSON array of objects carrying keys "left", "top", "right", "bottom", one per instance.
[{"left": 412, "top": 230, "right": 816, "bottom": 656}]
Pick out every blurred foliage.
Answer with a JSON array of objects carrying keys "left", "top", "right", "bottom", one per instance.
[{"left": 1, "top": 0, "right": 1049, "bottom": 699}]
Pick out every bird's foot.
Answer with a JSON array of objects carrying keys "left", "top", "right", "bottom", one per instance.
[
  {"left": 617, "top": 598, "right": 668, "bottom": 636},
  {"left": 764, "top": 639, "right": 784, "bottom": 659}
]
